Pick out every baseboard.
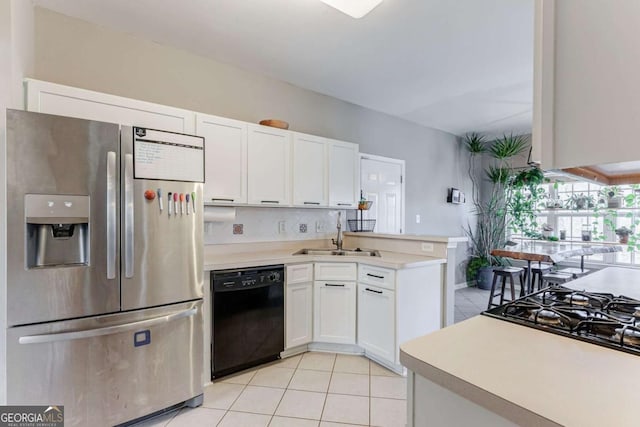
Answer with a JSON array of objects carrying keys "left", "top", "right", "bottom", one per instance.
[
  {"left": 455, "top": 281, "right": 473, "bottom": 290},
  {"left": 308, "top": 342, "right": 363, "bottom": 354}
]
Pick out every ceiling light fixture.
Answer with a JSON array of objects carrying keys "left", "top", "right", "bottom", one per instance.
[{"left": 320, "top": 0, "right": 383, "bottom": 19}]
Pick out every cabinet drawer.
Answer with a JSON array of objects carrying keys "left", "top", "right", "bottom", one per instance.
[
  {"left": 358, "top": 265, "right": 395, "bottom": 290},
  {"left": 286, "top": 263, "right": 313, "bottom": 284},
  {"left": 315, "top": 263, "right": 357, "bottom": 281}
]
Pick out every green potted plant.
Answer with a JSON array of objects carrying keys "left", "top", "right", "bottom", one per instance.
[
  {"left": 463, "top": 133, "right": 532, "bottom": 289},
  {"left": 615, "top": 226, "right": 633, "bottom": 244},
  {"left": 566, "top": 193, "right": 595, "bottom": 210}
]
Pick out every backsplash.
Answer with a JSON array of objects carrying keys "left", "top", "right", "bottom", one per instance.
[{"left": 204, "top": 207, "right": 346, "bottom": 245}]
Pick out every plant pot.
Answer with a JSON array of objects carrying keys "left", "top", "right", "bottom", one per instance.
[
  {"left": 608, "top": 197, "right": 621, "bottom": 208},
  {"left": 476, "top": 266, "right": 494, "bottom": 290},
  {"left": 618, "top": 234, "right": 629, "bottom": 244}
]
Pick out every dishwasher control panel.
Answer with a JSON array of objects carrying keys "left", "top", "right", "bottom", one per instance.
[{"left": 212, "top": 265, "right": 284, "bottom": 291}]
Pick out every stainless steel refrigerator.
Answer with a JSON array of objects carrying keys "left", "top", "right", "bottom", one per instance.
[{"left": 4, "top": 110, "right": 204, "bottom": 426}]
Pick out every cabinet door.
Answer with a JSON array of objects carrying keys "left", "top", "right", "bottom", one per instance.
[
  {"left": 313, "top": 281, "right": 356, "bottom": 344},
  {"left": 328, "top": 140, "right": 359, "bottom": 208},
  {"left": 196, "top": 114, "right": 247, "bottom": 204},
  {"left": 292, "top": 133, "right": 328, "bottom": 207},
  {"left": 25, "top": 79, "right": 195, "bottom": 133},
  {"left": 358, "top": 283, "right": 395, "bottom": 363},
  {"left": 247, "top": 125, "right": 291, "bottom": 205},
  {"left": 286, "top": 281, "right": 313, "bottom": 349}
]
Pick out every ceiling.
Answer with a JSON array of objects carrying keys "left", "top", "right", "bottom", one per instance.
[{"left": 33, "top": 0, "right": 535, "bottom": 137}]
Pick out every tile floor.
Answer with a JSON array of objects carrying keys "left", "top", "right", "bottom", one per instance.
[
  {"left": 454, "top": 286, "right": 491, "bottom": 323},
  {"left": 132, "top": 352, "right": 406, "bottom": 427}
]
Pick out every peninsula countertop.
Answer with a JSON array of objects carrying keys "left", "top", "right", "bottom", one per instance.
[
  {"left": 400, "top": 267, "right": 640, "bottom": 427},
  {"left": 203, "top": 247, "right": 446, "bottom": 271}
]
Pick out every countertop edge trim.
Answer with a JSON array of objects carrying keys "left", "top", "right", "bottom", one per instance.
[{"left": 400, "top": 350, "right": 562, "bottom": 427}]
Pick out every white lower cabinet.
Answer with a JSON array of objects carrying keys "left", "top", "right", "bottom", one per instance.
[
  {"left": 313, "top": 281, "right": 356, "bottom": 344},
  {"left": 357, "top": 283, "right": 395, "bottom": 363},
  {"left": 286, "top": 264, "right": 313, "bottom": 349}
]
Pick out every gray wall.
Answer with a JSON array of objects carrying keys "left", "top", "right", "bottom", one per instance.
[{"left": 32, "top": 7, "right": 473, "bottom": 282}]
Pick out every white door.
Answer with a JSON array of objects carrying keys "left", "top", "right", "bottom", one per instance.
[
  {"left": 328, "top": 140, "right": 359, "bottom": 208},
  {"left": 247, "top": 124, "right": 291, "bottom": 205},
  {"left": 357, "top": 283, "right": 395, "bottom": 363},
  {"left": 360, "top": 155, "right": 404, "bottom": 234},
  {"left": 313, "top": 281, "right": 356, "bottom": 344},
  {"left": 292, "top": 133, "right": 328, "bottom": 206},
  {"left": 196, "top": 114, "right": 247, "bottom": 204}
]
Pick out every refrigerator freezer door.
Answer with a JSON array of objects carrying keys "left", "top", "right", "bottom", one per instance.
[
  {"left": 6, "top": 110, "right": 121, "bottom": 326},
  {"left": 7, "top": 300, "right": 203, "bottom": 427},
  {"left": 120, "top": 127, "right": 204, "bottom": 310}
]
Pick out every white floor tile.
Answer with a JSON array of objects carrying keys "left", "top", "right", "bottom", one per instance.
[
  {"left": 217, "top": 411, "right": 271, "bottom": 427},
  {"left": 130, "top": 410, "right": 178, "bottom": 427},
  {"left": 298, "top": 352, "right": 336, "bottom": 371},
  {"left": 250, "top": 366, "right": 296, "bottom": 388},
  {"left": 165, "top": 407, "right": 226, "bottom": 427},
  {"left": 277, "top": 355, "right": 303, "bottom": 369},
  {"left": 221, "top": 369, "right": 258, "bottom": 385},
  {"left": 321, "top": 394, "right": 369, "bottom": 425},
  {"left": 230, "top": 385, "right": 285, "bottom": 415},
  {"left": 333, "top": 355, "right": 369, "bottom": 375},
  {"left": 369, "top": 361, "right": 399, "bottom": 377},
  {"left": 370, "top": 397, "right": 407, "bottom": 427},
  {"left": 370, "top": 376, "right": 406, "bottom": 399},
  {"left": 288, "top": 369, "right": 332, "bottom": 392},
  {"left": 203, "top": 382, "right": 245, "bottom": 410},
  {"left": 269, "top": 416, "right": 319, "bottom": 427},
  {"left": 328, "top": 372, "right": 369, "bottom": 396},
  {"left": 275, "top": 389, "right": 326, "bottom": 420},
  {"left": 318, "top": 423, "right": 363, "bottom": 427}
]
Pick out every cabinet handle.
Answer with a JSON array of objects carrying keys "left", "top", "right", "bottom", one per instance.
[
  {"left": 365, "top": 288, "right": 383, "bottom": 294},
  {"left": 325, "top": 283, "right": 345, "bottom": 287},
  {"left": 366, "top": 273, "right": 385, "bottom": 279},
  {"left": 261, "top": 200, "right": 280, "bottom": 204},
  {"left": 211, "top": 198, "right": 234, "bottom": 202},
  {"left": 304, "top": 201, "right": 320, "bottom": 205},
  {"left": 337, "top": 203, "right": 351, "bottom": 206}
]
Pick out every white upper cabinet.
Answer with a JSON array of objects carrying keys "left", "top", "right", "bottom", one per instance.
[
  {"left": 25, "top": 79, "right": 195, "bottom": 133},
  {"left": 292, "top": 133, "right": 328, "bottom": 207},
  {"left": 196, "top": 114, "right": 247, "bottom": 204},
  {"left": 533, "top": 1, "right": 640, "bottom": 170},
  {"left": 247, "top": 124, "right": 291, "bottom": 205},
  {"left": 328, "top": 139, "right": 359, "bottom": 208}
]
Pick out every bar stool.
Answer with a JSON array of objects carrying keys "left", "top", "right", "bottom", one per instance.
[
  {"left": 522, "top": 263, "right": 553, "bottom": 294},
  {"left": 487, "top": 267, "right": 524, "bottom": 309},
  {"left": 557, "top": 267, "right": 590, "bottom": 279},
  {"left": 541, "top": 272, "right": 573, "bottom": 288}
]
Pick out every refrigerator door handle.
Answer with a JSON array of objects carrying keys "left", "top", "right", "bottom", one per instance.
[
  {"left": 106, "top": 151, "right": 117, "bottom": 279},
  {"left": 18, "top": 307, "right": 198, "bottom": 344},
  {"left": 124, "top": 153, "right": 134, "bottom": 278}
]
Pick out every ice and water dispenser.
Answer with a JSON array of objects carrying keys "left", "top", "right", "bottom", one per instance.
[{"left": 25, "top": 194, "right": 90, "bottom": 268}]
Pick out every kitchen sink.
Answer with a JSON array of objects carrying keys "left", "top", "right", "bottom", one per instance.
[{"left": 293, "top": 248, "right": 381, "bottom": 257}]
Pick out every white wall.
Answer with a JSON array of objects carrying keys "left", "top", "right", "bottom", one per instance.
[{"left": 32, "top": 7, "right": 474, "bottom": 239}]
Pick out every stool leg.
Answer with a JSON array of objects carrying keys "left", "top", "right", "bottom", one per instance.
[
  {"left": 509, "top": 275, "right": 516, "bottom": 302},
  {"left": 520, "top": 271, "right": 526, "bottom": 297},
  {"left": 499, "top": 275, "right": 507, "bottom": 305},
  {"left": 487, "top": 271, "right": 500, "bottom": 310}
]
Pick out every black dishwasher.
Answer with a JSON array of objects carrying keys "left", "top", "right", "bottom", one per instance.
[{"left": 211, "top": 265, "right": 284, "bottom": 379}]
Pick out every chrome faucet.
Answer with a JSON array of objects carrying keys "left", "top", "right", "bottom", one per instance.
[{"left": 332, "top": 212, "right": 343, "bottom": 251}]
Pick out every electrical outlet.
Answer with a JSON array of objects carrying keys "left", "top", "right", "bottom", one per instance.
[
  {"left": 315, "top": 221, "right": 324, "bottom": 233},
  {"left": 299, "top": 223, "right": 307, "bottom": 233},
  {"left": 416, "top": 214, "right": 421, "bottom": 224},
  {"left": 278, "top": 221, "right": 286, "bottom": 234},
  {"left": 233, "top": 224, "right": 243, "bottom": 235},
  {"left": 421, "top": 242, "right": 434, "bottom": 252}
]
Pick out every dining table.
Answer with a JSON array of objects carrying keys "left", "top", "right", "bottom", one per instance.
[{"left": 491, "top": 239, "right": 623, "bottom": 293}]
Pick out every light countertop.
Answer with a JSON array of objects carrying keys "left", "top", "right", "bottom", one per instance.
[
  {"left": 203, "top": 248, "right": 446, "bottom": 271},
  {"left": 400, "top": 266, "right": 640, "bottom": 427},
  {"left": 343, "top": 232, "right": 468, "bottom": 244}
]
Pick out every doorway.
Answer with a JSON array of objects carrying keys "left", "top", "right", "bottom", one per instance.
[{"left": 360, "top": 154, "right": 405, "bottom": 234}]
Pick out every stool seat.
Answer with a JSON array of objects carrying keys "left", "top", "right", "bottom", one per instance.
[
  {"left": 487, "top": 267, "right": 524, "bottom": 309},
  {"left": 557, "top": 267, "right": 589, "bottom": 279},
  {"left": 523, "top": 264, "right": 553, "bottom": 295},
  {"left": 541, "top": 272, "right": 573, "bottom": 287}
]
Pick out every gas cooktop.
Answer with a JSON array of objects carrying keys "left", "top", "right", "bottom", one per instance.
[{"left": 483, "top": 285, "right": 640, "bottom": 356}]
